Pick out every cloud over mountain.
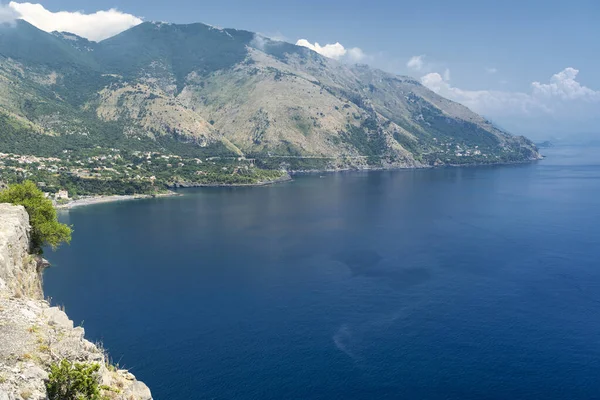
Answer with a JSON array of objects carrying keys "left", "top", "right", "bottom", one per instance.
[
  {"left": 0, "top": 3, "right": 19, "bottom": 24},
  {"left": 407, "top": 55, "right": 425, "bottom": 71},
  {"left": 7, "top": 2, "right": 142, "bottom": 41},
  {"left": 421, "top": 67, "right": 600, "bottom": 135},
  {"left": 296, "top": 39, "right": 366, "bottom": 62}
]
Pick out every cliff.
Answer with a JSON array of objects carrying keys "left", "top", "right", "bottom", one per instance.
[{"left": 0, "top": 204, "right": 152, "bottom": 400}]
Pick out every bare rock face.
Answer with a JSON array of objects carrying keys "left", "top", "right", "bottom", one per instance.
[
  {"left": 0, "top": 204, "right": 152, "bottom": 400},
  {"left": 0, "top": 204, "right": 41, "bottom": 299}
]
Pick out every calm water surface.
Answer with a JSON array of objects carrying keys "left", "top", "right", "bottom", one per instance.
[{"left": 46, "top": 146, "right": 600, "bottom": 399}]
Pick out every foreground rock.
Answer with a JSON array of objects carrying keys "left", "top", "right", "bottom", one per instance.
[{"left": 0, "top": 204, "right": 152, "bottom": 400}]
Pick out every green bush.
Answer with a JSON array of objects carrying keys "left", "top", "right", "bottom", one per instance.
[
  {"left": 46, "top": 360, "right": 102, "bottom": 400},
  {"left": 0, "top": 181, "right": 72, "bottom": 253}
]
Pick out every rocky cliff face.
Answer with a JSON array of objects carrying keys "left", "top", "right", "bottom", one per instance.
[
  {"left": 0, "top": 205, "right": 41, "bottom": 300},
  {"left": 0, "top": 204, "right": 152, "bottom": 400}
]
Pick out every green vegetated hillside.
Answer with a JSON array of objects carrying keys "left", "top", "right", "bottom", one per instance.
[{"left": 0, "top": 20, "right": 540, "bottom": 194}]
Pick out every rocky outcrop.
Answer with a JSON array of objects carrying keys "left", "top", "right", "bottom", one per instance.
[
  {"left": 0, "top": 204, "right": 152, "bottom": 400},
  {"left": 0, "top": 204, "right": 41, "bottom": 300}
]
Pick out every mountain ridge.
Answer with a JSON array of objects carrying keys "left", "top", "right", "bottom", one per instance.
[{"left": 0, "top": 19, "right": 540, "bottom": 182}]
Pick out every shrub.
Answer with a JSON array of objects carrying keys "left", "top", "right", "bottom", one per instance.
[
  {"left": 0, "top": 181, "right": 72, "bottom": 253},
  {"left": 46, "top": 360, "right": 102, "bottom": 400}
]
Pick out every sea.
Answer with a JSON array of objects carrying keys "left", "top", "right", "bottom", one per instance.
[{"left": 46, "top": 145, "right": 600, "bottom": 399}]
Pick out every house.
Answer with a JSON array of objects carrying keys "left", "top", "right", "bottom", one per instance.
[{"left": 56, "top": 190, "right": 70, "bottom": 200}]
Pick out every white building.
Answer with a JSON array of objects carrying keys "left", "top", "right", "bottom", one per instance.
[{"left": 56, "top": 190, "right": 70, "bottom": 200}]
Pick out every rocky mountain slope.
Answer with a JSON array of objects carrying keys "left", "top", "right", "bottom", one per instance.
[
  {"left": 0, "top": 204, "right": 152, "bottom": 400},
  {"left": 0, "top": 20, "right": 540, "bottom": 170}
]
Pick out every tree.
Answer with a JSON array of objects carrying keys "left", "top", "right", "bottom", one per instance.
[
  {"left": 0, "top": 181, "right": 72, "bottom": 253},
  {"left": 46, "top": 360, "right": 102, "bottom": 400}
]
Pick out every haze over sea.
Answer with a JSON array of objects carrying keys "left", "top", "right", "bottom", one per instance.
[{"left": 46, "top": 146, "right": 600, "bottom": 400}]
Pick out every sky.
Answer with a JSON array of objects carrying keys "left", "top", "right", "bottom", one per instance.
[{"left": 1, "top": 0, "right": 599, "bottom": 139}]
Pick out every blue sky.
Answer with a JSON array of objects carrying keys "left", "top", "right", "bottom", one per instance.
[{"left": 3, "top": 0, "right": 600, "bottom": 139}]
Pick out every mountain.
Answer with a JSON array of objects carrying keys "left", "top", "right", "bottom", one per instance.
[{"left": 0, "top": 20, "right": 540, "bottom": 173}]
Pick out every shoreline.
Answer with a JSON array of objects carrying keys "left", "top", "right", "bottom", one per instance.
[
  {"left": 289, "top": 156, "right": 543, "bottom": 175},
  {"left": 53, "top": 159, "right": 542, "bottom": 209},
  {"left": 53, "top": 175, "right": 293, "bottom": 210},
  {"left": 55, "top": 191, "right": 179, "bottom": 210},
  {"left": 167, "top": 174, "right": 292, "bottom": 188}
]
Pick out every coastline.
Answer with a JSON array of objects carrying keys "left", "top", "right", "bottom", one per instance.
[
  {"left": 290, "top": 156, "right": 543, "bottom": 175},
  {"left": 167, "top": 174, "right": 293, "bottom": 188},
  {"left": 53, "top": 158, "right": 542, "bottom": 209},
  {"left": 55, "top": 191, "right": 179, "bottom": 210},
  {"left": 53, "top": 175, "right": 292, "bottom": 210}
]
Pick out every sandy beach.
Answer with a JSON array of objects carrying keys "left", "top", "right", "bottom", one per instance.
[
  {"left": 56, "top": 192, "right": 179, "bottom": 210},
  {"left": 54, "top": 176, "right": 292, "bottom": 210}
]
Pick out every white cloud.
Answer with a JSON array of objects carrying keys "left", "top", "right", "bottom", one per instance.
[
  {"left": 296, "top": 39, "right": 346, "bottom": 60},
  {"left": 260, "top": 31, "right": 288, "bottom": 42},
  {"left": 421, "top": 71, "right": 547, "bottom": 115},
  {"left": 0, "top": 3, "right": 19, "bottom": 24},
  {"left": 531, "top": 67, "right": 600, "bottom": 101},
  {"left": 407, "top": 55, "right": 425, "bottom": 71},
  {"left": 421, "top": 67, "right": 600, "bottom": 135},
  {"left": 7, "top": 2, "right": 143, "bottom": 41},
  {"left": 347, "top": 47, "right": 366, "bottom": 62},
  {"left": 296, "top": 39, "right": 366, "bottom": 62},
  {"left": 250, "top": 34, "right": 269, "bottom": 51},
  {"left": 443, "top": 68, "right": 451, "bottom": 82},
  {"left": 486, "top": 67, "right": 498, "bottom": 74}
]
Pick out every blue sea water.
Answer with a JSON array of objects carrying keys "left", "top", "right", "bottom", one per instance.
[{"left": 46, "top": 146, "right": 600, "bottom": 399}]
